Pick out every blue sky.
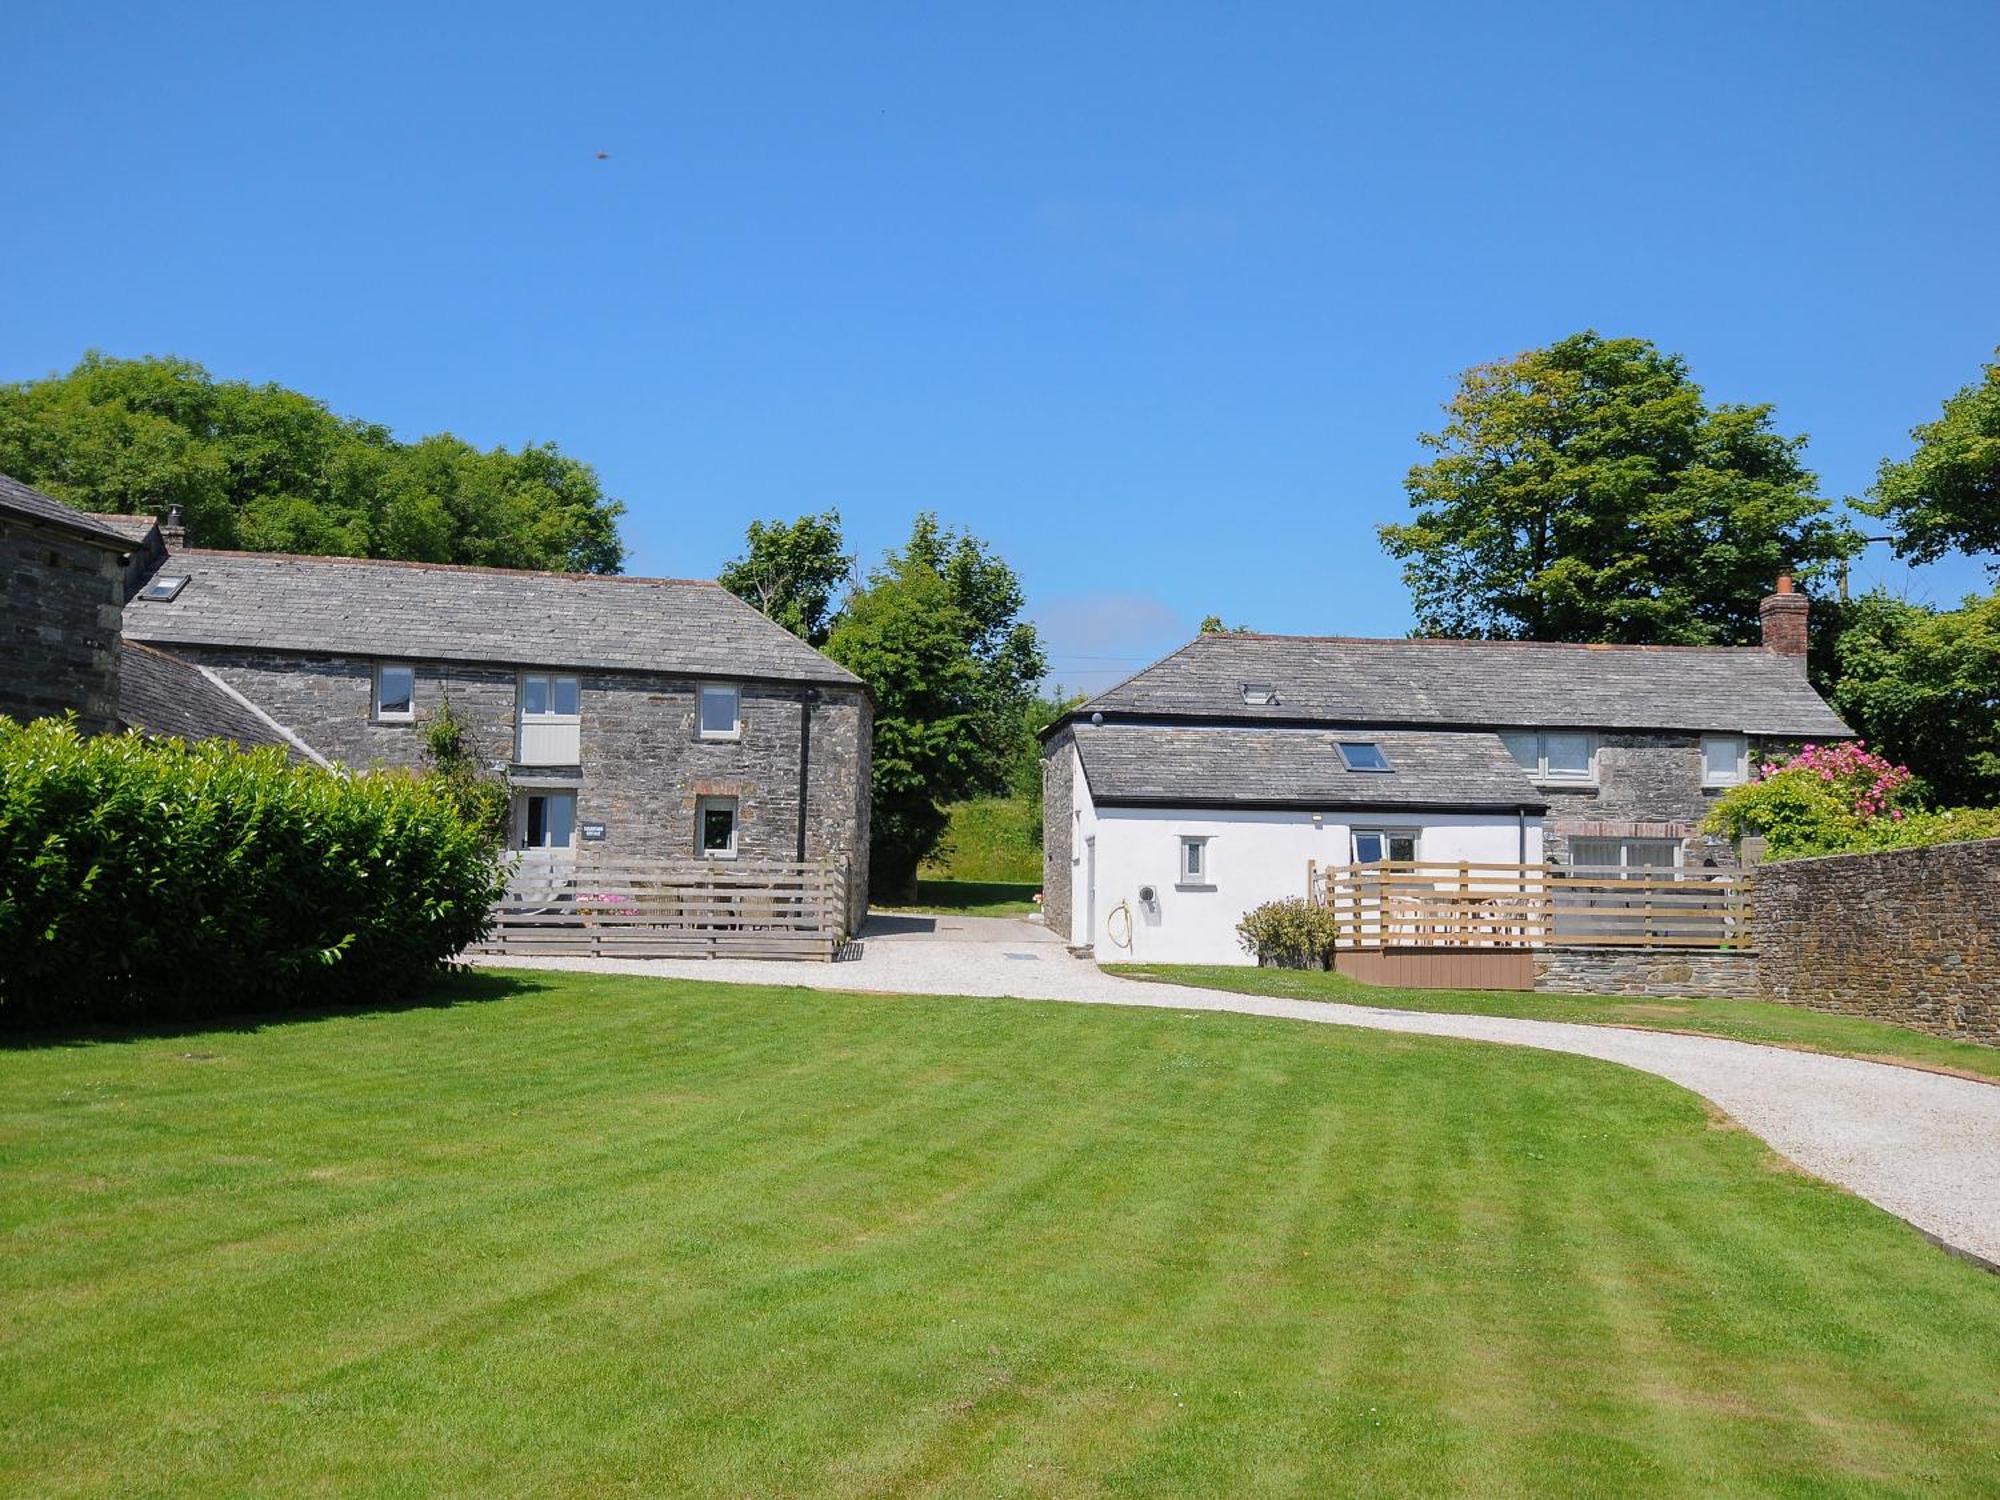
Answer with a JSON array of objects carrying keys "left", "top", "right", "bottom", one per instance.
[{"left": 6, "top": 2, "right": 1997, "bottom": 693}]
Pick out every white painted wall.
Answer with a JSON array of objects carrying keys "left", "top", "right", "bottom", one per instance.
[{"left": 1061, "top": 745, "right": 1541, "bottom": 964}]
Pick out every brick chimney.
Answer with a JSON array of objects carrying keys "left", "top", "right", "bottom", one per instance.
[
  {"left": 1759, "top": 574, "right": 1810, "bottom": 666},
  {"left": 161, "top": 505, "right": 187, "bottom": 551}
]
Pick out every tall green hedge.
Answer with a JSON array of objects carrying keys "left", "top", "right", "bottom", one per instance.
[{"left": 0, "top": 718, "right": 504, "bottom": 1029}]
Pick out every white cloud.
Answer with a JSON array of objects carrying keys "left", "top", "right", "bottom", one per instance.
[{"left": 1033, "top": 590, "right": 1187, "bottom": 698}]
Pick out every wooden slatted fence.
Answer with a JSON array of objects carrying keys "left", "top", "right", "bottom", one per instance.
[
  {"left": 1311, "top": 860, "right": 1752, "bottom": 951},
  {"left": 472, "top": 854, "right": 849, "bottom": 960}
]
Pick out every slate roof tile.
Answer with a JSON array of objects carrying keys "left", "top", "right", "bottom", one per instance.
[
  {"left": 1076, "top": 632, "right": 1848, "bottom": 738},
  {"left": 1075, "top": 722, "right": 1546, "bottom": 810},
  {"left": 0, "top": 473, "right": 134, "bottom": 549},
  {"left": 120, "top": 549, "right": 863, "bottom": 687}
]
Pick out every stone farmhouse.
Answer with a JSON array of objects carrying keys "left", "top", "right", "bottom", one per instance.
[
  {"left": 1, "top": 474, "right": 873, "bottom": 926},
  {"left": 1042, "top": 583, "right": 1848, "bottom": 964}
]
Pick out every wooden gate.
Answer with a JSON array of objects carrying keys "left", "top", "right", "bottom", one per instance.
[{"left": 472, "top": 853, "right": 849, "bottom": 961}]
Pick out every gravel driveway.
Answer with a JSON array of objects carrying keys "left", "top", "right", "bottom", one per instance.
[{"left": 480, "top": 912, "right": 2000, "bottom": 1268}]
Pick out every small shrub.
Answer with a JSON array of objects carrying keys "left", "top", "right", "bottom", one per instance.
[
  {"left": 1236, "top": 898, "right": 1341, "bottom": 970},
  {"left": 0, "top": 717, "right": 505, "bottom": 1030},
  {"left": 418, "top": 699, "right": 509, "bottom": 847}
]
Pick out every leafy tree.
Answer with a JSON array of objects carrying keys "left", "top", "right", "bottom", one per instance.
[
  {"left": 1198, "top": 615, "right": 1251, "bottom": 634},
  {"left": 0, "top": 352, "right": 625, "bottom": 572},
  {"left": 1862, "top": 348, "right": 2000, "bottom": 573},
  {"left": 1379, "top": 332, "right": 1856, "bottom": 643},
  {"left": 1823, "top": 589, "right": 2000, "bottom": 806},
  {"left": 718, "top": 510, "right": 854, "bottom": 646},
  {"left": 826, "top": 515, "right": 1047, "bottom": 899}
]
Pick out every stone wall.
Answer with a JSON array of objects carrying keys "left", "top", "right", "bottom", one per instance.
[
  {"left": 1755, "top": 839, "right": 2000, "bottom": 1045},
  {"left": 1040, "top": 726, "right": 1074, "bottom": 943},
  {"left": 184, "top": 649, "right": 873, "bottom": 928},
  {"left": 0, "top": 514, "right": 125, "bottom": 735},
  {"left": 1533, "top": 948, "right": 1762, "bottom": 1000},
  {"left": 1538, "top": 732, "right": 1788, "bottom": 871}
]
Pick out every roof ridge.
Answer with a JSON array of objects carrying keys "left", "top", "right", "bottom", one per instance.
[
  {"left": 1199, "top": 631, "right": 1777, "bottom": 654},
  {"left": 172, "top": 547, "right": 723, "bottom": 588}
]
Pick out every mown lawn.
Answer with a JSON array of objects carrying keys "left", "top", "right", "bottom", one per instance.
[
  {"left": 884, "top": 877, "right": 1043, "bottom": 918},
  {"left": 4, "top": 971, "right": 1998, "bottom": 1497},
  {"left": 1108, "top": 964, "right": 2000, "bottom": 1084}
]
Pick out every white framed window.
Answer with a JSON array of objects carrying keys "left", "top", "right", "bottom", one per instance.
[
  {"left": 1702, "top": 734, "right": 1749, "bottom": 787},
  {"left": 696, "top": 796, "right": 739, "bottom": 858},
  {"left": 1569, "top": 837, "right": 1682, "bottom": 874},
  {"left": 698, "top": 684, "right": 742, "bottom": 740},
  {"left": 1178, "top": 835, "right": 1212, "bottom": 887},
  {"left": 1352, "top": 829, "right": 1418, "bottom": 864},
  {"left": 517, "top": 672, "right": 581, "bottom": 765},
  {"left": 516, "top": 791, "right": 577, "bottom": 851},
  {"left": 1502, "top": 730, "right": 1598, "bottom": 784},
  {"left": 1337, "top": 741, "right": 1393, "bottom": 773},
  {"left": 374, "top": 663, "right": 415, "bottom": 722}
]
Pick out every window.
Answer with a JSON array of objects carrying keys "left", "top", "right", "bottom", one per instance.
[
  {"left": 1702, "top": 734, "right": 1749, "bottom": 787},
  {"left": 696, "top": 796, "right": 738, "bottom": 858},
  {"left": 1240, "top": 682, "right": 1279, "bottom": 706},
  {"left": 374, "top": 663, "right": 415, "bottom": 722},
  {"left": 138, "top": 575, "right": 188, "bottom": 602},
  {"left": 518, "top": 791, "right": 576, "bottom": 851},
  {"left": 1352, "top": 829, "right": 1418, "bottom": 864},
  {"left": 1502, "top": 731, "right": 1598, "bottom": 784},
  {"left": 699, "top": 684, "right": 741, "bottom": 740},
  {"left": 517, "top": 672, "right": 581, "bottom": 765},
  {"left": 1178, "top": 835, "right": 1212, "bottom": 887},
  {"left": 1337, "top": 741, "right": 1393, "bottom": 773},
  {"left": 1569, "top": 837, "right": 1682, "bottom": 873}
]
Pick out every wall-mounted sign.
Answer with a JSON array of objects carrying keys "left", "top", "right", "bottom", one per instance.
[{"left": 580, "top": 823, "right": 607, "bottom": 842}]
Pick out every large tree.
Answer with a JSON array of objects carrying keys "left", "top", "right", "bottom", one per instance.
[
  {"left": 1379, "top": 332, "right": 1855, "bottom": 643},
  {"left": 824, "top": 514, "right": 1046, "bottom": 899},
  {"left": 1862, "top": 348, "right": 2000, "bottom": 574},
  {"left": 717, "top": 510, "right": 853, "bottom": 646},
  {"left": 0, "top": 352, "right": 625, "bottom": 572},
  {"left": 1820, "top": 589, "right": 2000, "bottom": 806}
]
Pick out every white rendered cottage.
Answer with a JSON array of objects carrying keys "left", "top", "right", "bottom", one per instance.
[{"left": 1040, "top": 584, "right": 1849, "bottom": 964}]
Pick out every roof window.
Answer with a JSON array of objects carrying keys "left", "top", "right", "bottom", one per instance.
[
  {"left": 138, "top": 575, "right": 188, "bottom": 602},
  {"left": 1337, "top": 741, "right": 1393, "bottom": 773},
  {"left": 1240, "top": 682, "right": 1279, "bottom": 706}
]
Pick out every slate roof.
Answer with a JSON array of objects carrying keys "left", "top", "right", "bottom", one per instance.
[
  {"left": 1073, "top": 632, "right": 1849, "bottom": 738},
  {"left": 79, "top": 511, "right": 161, "bottom": 545},
  {"left": 1074, "top": 722, "right": 1547, "bottom": 810},
  {"left": 117, "top": 641, "right": 318, "bottom": 759},
  {"left": 120, "top": 549, "right": 864, "bottom": 688},
  {"left": 0, "top": 473, "right": 133, "bottom": 549}
]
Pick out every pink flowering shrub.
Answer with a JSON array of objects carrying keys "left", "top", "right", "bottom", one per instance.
[{"left": 1703, "top": 741, "right": 1920, "bottom": 857}]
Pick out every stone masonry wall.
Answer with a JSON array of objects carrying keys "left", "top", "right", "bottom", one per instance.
[
  {"left": 1538, "top": 732, "right": 1789, "bottom": 871},
  {"left": 1755, "top": 839, "right": 2000, "bottom": 1045},
  {"left": 1041, "top": 726, "right": 1074, "bottom": 943},
  {"left": 1533, "top": 949, "right": 1762, "bottom": 1000},
  {"left": 1, "top": 514, "right": 124, "bottom": 735},
  {"left": 184, "top": 649, "right": 872, "bottom": 928}
]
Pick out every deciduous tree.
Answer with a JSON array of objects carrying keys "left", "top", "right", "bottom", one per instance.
[
  {"left": 1378, "top": 332, "right": 1855, "bottom": 642},
  {"left": 718, "top": 510, "right": 853, "bottom": 646},
  {"left": 0, "top": 353, "right": 625, "bottom": 572},
  {"left": 1862, "top": 348, "right": 2000, "bottom": 574}
]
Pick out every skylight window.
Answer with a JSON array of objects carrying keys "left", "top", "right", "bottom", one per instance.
[
  {"left": 1337, "top": 741, "right": 1393, "bottom": 773},
  {"left": 1240, "top": 682, "right": 1279, "bottom": 706},
  {"left": 138, "top": 575, "right": 188, "bottom": 602}
]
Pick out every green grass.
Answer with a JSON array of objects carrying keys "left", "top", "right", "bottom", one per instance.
[
  {"left": 921, "top": 796, "right": 1042, "bottom": 884},
  {"left": 1108, "top": 964, "right": 2000, "bottom": 1083},
  {"left": 883, "top": 877, "right": 1043, "bottom": 917},
  {"left": 5, "top": 972, "right": 1999, "bottom": 1497}
]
